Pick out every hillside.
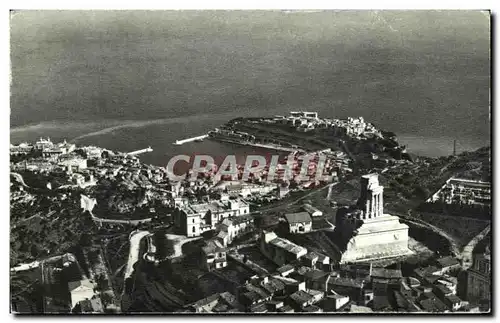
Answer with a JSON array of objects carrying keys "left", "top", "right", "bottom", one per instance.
[{"left": 380, "top": 146, "right": 490, "bottom": 212}]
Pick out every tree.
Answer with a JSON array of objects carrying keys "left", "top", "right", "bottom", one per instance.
[
  {"left": 204, "top": 210, "right": 212, "bottom": 224},
  {"left": 30, "top": 245, "right": 39, "bottom": 258},
  {"left": 79, "top": 233, "right": 93, "bottom": 247},
  {"left": 412, "top": 186, "right": 430, "bottom": 200}
]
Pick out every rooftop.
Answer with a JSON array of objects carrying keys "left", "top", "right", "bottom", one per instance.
[
  {"left": 68, "top": 279, "right": 94, "bottom": 292},
  {"left": 438, "top": 275, "right": 458, "bottom": 285},
  {"left": 350, "top": 305, "right": 373, "bottom": 313},
  {"left": 231, "top": 215, "right": 254, "bottom": 225},
  {"left": 316, "top": 252, "right": 329, "bottom": 262},
  {"left": 424, "top": 275, "right": 442, "bottom": 284},
  {"left": 216, "top": 230, "right": 229, "bottom": 239},
  {"left": 190, "top": 202, "right": 222, "bottom": 214},
  {"left": 290, "top": 290, "right": 314, "bottom": 304},
  {"left": 221, "top": 218, "right": 233, "bottom": 227},
  {"left": 328, "top": 276, "right": 364, "bottom": 289},
  {"left": 260, "top": 278, "right": 286, "bottom": 294},
  {"left": 448, "top": 178, "right": 490, "bottom": 189},
  {"left": 269, "top": 237, "right": 308, "bottom": 255},
  {"left": 250, "top": 303, "right": 268, "bottom": 313},
  {"left": 277, "top": 264, "right": 295, "bottom": 274},
  {"left": 304, "top": 251, "right": 319, "bottom": 261},
  {"left": 436, "top": 256, "right": 460, "bottom": 268},
  {"left": 434, "top": 284, "right": 452, "bottom": 295},
  {"left": 303, "top": 269, "right": 329, "bottom": 281},
  {"left": 277, "top": 305, "right": 295, "bottom": 313},
  {"left": 371, "top": 268, "right": 403, "bottom": 279},
  {"left": 445, "top": 294, "right": 462, "bottom": 304},
  {"left": 419, "top": 297, "right": 448, "bottom": 312},
  {"left": 414, "top": 266, "right": 440, "bottom": 278},
  {"left": 202, "top": 240, "right": 226, "bottom": 254},
  {"left": 283, "top": 212, "right": 312, "bottom": 224},
  {"left": 242, "top": 291, "right": 261, "bottom": 303},
  {"left": 244, "top": 284, "right": 271, "bottom": 300},
  {"left": 78, "top": 296, "right": 103, "bottom": 313},
  {"left": 185, "top": 198, "right": 249, "bottom": 216},
  {"left": 328, "top": 294, "right": 349, "bottom": 300},
  {"left": 190, "top": 293, "right": 220, "bottom": 308},
  {"left": 189, "top": 292, "right": 241, "bottom": 312},
  {"left": 272, "top": 275, "right": 301, "bottom": 286},
  {"left": 302, "top": 305, "right": 322, "bottom": 312},
  {"left": 303, "top": 203, "right": 322, "bottom": 213}
]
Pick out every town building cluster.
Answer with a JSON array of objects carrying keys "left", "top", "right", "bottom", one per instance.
[
  {"left": 10, "top": 115, "right": 491, "bottom": 314},
  {"left": 466, "top": 248, "right": 491, "bottom": 305},
  {"left": 155, "top": 172, "right": 485, "bottom": 313},
  {"left": 178, "top": 149, "right": 344, "bottom": 190},
  {"left": 179, "top": 249, "right": 483, "bottom": 313},
  {"left": 11, "top": 138, "right": 97, "bottom": 188},
  {"left": 11, "top": 137, "right": 76, "bottom": 157},
  {"left": 173, "top": 195, "right": 250, "bottom": 237},
  {"left": 11, "top": 251, "right": 118, "bottom": 313},
  {"left": 270, "top": 112, "right": 381, "bottom": 139}
]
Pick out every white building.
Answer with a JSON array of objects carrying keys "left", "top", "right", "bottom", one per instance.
[
  {"left": 201, "top": 239, "right": 228, "bottom": 271},
  {"left": 323, "top": 294, "right": 350, "bottom": 311},
  {"left": 58, "top": 157, "right": 88, "bottom": 172},
  {"left": 174, "top": 197, "right": 250, "bottom": 237},
  {"left": 290, "top": 111, "right": 318, "bottom": 119},
  {"left": 302, "top": 203, "right": 323, "bottom": 217},
  {"left": 34, "top": 138, "right": 54, "bottom": 151},
  {"left": 427, "top": 177, "right": 491, "bottom": 206},
  {"left": 68, "top": 279, "right": 96, "bottom": 309},
  {"left": 219, "top": 215, "right": 254, "bottom": 245},
  {"left": 10, "top": 142, "right": 33, "bottom": 155},
  {"left": 260, "top": 231, "right": 308, "bottom": 266},
  {"left": 283, "top": 212, "right": 312, "bottom": 234},
  {"left": 214, "top": 181, "right": 276, "bottom": 198}
]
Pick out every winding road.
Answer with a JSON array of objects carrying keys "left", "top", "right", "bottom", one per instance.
[
  {"left": 260, "top": 182, "right": 338, "bottom": 213},
  {"left": 80, "top": 194, "right": 152, "bottom": 225},
  {"left": 11, "top": 172, "right": 31, "bottom": 188},
  {"left": 389, "top": 210, "right": 461, "bottom": 257},
  {"left": 124, "top": 230, "right": 151, "bottom": 280},
  {"left": 460, "top": 224, "right": 491, "bottom": 270}
]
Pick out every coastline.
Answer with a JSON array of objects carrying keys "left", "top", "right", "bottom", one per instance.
[
  {"left": 10, "top": 119, "right": 490, "bottom": 166},
  {"left": 397, "top": 134, "right": 490, "bottom": 158}
]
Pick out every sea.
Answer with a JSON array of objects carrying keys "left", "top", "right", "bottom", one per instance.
[{"left": 10, "top": 11, "right": 491, "bottom": 167}]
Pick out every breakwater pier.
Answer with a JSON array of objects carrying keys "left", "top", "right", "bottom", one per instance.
[
  {"left": 126, "top": 146, "right": 153, "bottom": 156},
  {"left": 173, "top": 134, "right": 209, "bottom": 145}
]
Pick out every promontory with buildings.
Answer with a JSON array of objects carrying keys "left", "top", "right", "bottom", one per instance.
[{"left": 10, "top": 112, "right": 491, "bottom": 314}]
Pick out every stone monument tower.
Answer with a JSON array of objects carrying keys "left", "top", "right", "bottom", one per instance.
[
  {"left": 357, "top": 174, "right": 384, "bottom": 219},
  {"left": 338, "top": 173, "right": 412, "bottom": 263}
]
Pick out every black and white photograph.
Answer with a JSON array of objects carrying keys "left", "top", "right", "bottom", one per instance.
[{"left": 9, "top": 9, "right": 491, "bottom": 314}]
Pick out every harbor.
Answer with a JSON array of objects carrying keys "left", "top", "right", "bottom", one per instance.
[
  {"left": 241, "top": 141, "right": 305, "bottom": 153},
  {"left": 207, "top": 127, "right": 305, "bottom": 153}
]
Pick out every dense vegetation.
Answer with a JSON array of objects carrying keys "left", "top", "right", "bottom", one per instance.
[
  {"left": 322, "top": 146, "right": 491, "bottom": 249},
  {"left": 381, "top": 146, "right": 490, "bottom": 212},
  {"left": 10, "top": 185, "right": 97, "bottom": 265},
  {"left": 410, "top": 213, "right": 489, "bottom": 247}
]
